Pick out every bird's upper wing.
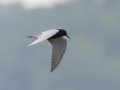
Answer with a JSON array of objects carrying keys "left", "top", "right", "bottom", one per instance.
[
  {"left": 28, "top": 29, "right": 59, "bottom": 46},
  {"left": 48, "top": 37, "right": 67, "bottom": 72}
]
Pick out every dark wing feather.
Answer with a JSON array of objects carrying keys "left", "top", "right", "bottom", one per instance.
[{"left": 48, "top": 37, "right": 67, "bottom": 72}]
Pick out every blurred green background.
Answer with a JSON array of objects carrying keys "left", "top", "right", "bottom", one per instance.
[{"left": 0, "top": 0, "right": 120, "bottom": 90}]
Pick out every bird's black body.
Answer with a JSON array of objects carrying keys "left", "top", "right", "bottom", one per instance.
[{"left": 48, "top": 29, "right": 69, "bottom": 39}]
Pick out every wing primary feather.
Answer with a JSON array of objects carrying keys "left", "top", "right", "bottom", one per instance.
[{"left": 48, "top": 37, "right": 67, "bottom": 72}]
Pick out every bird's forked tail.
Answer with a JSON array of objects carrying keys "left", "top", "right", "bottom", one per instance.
[{"left": 26, "top": 35, "right": 38, "bottom": 39}]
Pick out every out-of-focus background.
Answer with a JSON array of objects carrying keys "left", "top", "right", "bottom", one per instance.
[{"left": 0, "top": 0, "right": 120, "bottom": 90}]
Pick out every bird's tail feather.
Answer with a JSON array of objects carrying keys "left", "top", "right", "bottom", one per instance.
[{"left": 27, "top": 36, "right": 38, "bottom": 39}]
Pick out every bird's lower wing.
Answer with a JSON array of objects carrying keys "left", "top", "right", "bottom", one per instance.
[{"left": 48, "top": 37, "right": 67, "bottom": 72}]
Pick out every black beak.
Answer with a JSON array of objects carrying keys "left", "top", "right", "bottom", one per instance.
[{"left": 66, "top": 35, "right": 70, "bottom": 39}]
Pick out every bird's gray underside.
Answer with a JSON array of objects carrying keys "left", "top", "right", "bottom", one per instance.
[{"left": 48, "top": 37, "right": 67, "bottom": 72}]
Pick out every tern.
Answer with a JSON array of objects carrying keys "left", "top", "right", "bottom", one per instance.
[{"left": 27, "top": 29, "right": 70, "bottom": 72}]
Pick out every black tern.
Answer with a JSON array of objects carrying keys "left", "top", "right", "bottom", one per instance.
[{"left": 27, "top": 29, "right": 70, "bottom": 72}]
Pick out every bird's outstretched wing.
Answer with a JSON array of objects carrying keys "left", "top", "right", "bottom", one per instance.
[
  {"left": 48, "top": 37, "right": 67, "bottom": 72},
  {"left": 28, "top": 29, "right": 59, "bottom": 46}
]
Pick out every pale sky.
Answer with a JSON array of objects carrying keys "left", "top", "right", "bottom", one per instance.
[
  {"left": 0, "top": 0, "right": 108, "bottom": 10},
  {"left": 0, "top": 0, "right": 120, "bottom": 90},
  {"left": 0, "top": 0, "right": 70, "bottom": 9}
]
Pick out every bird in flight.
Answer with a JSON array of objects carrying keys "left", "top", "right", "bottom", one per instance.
[{"left": 27, "top": 29, "right": 70, "bottom": 72}]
